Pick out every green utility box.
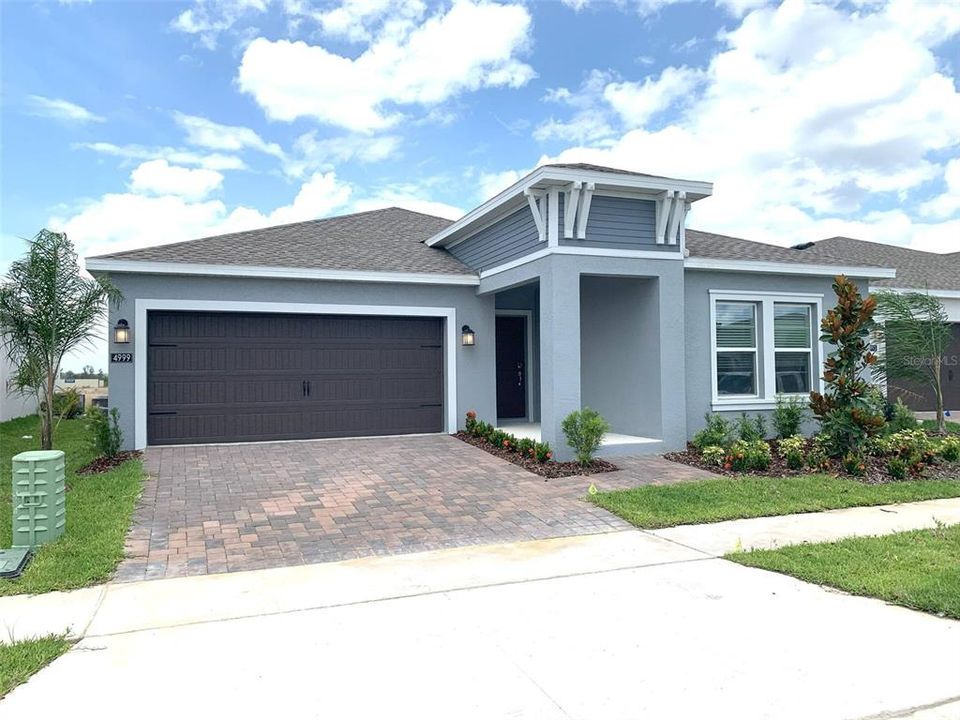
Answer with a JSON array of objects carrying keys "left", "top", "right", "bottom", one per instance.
[{"left": 12, "top": 450, "right": 66, "bottom": 549}]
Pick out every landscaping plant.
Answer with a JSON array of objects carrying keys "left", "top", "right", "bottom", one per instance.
[
  {"left": 700, "top": 445, "right": 726, "bottom": 467},
  {"left": 561, "top": 408, "right": 611, "bottom": 466},
  {"left": 692, "top": 413, "right": 733, "bottom": 450},
  {"left": 772, "top": 395, "right": 807, "bottom": 438},
  {"left": 873, "top": 290, "right": 953, "bottom": 434},
  {"left": 809, "top": 275, "right": 885, "bottom": 458},
  {"left": 736, "top": 413, "right": 767, "bottom": 442},
  {"left": 86, "top": 406, "right": 123, "bottom": 458},
  {"left": 939, "top": 436, "right": 960, "bottom": 463},
  {"left": 0, "top": 230, "right": 119, "bottom": 450},
  {"left": 886, "top": 397, "right": 919, "bottom": 433},
  {"left": 777, "top": 435, "right": 806, "bottom": 470}
]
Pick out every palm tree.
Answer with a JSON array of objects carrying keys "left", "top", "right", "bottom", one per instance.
[
  {"left": 0, "top": 230, "right": 119, "bottom": 449},
  {"left": 873, "top": 290, "right": 953, "bottom": 433}
]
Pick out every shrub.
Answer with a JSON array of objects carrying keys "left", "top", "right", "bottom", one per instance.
[
  {"left": 45, "top": 388, "right": 83, "bottom": 419},
  {"left": 842, "top": 451, "right": 867, "bottom": 476},
  {"left": 692, "top": 413, "right": 733, "bottom": 450},
  {"left": 806, "top": 434, "right": 832, "bottom": 472},
  {"left": 516, "top": 437, "right": 535, "bottom": 457},
  {"left": 886, "top": 398, "right": 919, "bottom": 434},
  {"left": 86, "top": 406, "right": 123, "bottom": 458},
  {"left": 465, "top": 410, "right": 478, "bottom": 434},
  {"left": 700, "top": 445, "right": 726, "bottom": 467},
  {"left": 939, "top": 436, "right": 960, "bottom": 463},
  {"left": 778, "top": 435, "right": 806, "bottom": 470},
  {"left": 725, "top": 439, "right": 770, "bottom": 472},
  {"left": 887, "top": 456, "right": 908, "bottom": 480},
  {"left": 534, "top": 442, "right": 553, "bottom": 462},
  {"left": 736, "top": 413, "right": 767, "bottom": 442},
  {"left": 746, "top": 440, "right": 772, "bottom": 470},
  {"left": 773, "top": 395, "right": 807, "bottom": 439},
  {"left": 809, "top": 276, "right": 885, "bottom": 457},
  {"left": 561, "top": 408, "right": 611, "bottom": 466},
  {"left": 882, "top": 429, "right": 935, "bottom": 475}
]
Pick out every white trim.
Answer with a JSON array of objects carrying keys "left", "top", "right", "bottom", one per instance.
[
  {"left": 547, "top": 188, "right": 560, "bottom": 247},
  {"left": 477, "top": 245, "right": 683, "bottom": 280},
  {"left": 524, "top": 190, "right": 546, "bottom": 243},
  {"left": 133, "top": 299, "right": 458, "bottom": 450},
  {"left": 496, "top": 309, "right": 535, "bottom": 422},
  {"left": 576, "top": 182, "right": 594, "bottom": 240},
  {"left": 655, "top": 190, "right": 674, "bottom": 245},
  {"left": 666, "top": 191, "right": 685, "bottom": 246},
  {"left": 426, "top": 165, "right": 711, "bottom": 248},
  {"left": 563, "top": 182, "right": 580, "bottom": 239},
  {"left": 874, "top": 286, "right": 960, "bottom": 299},
  {"left": 709, "top": 290, "right": 825, "bottom": 408},
  {"left": 87, "top": 259, "right": 480, "bottom": 286},
  {"left": 685, "top": 257, "right": 897, "bottom": 279}
]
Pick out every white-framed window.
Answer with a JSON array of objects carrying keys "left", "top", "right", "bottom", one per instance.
[{"left": 710, "top": 290, "right": 823, "bottom": 410}]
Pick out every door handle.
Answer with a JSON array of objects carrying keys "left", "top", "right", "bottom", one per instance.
[
  {"left": 302, "top": 380, "right": 307, "bottom": 397},
  {"left": 307, "top": 380, "right": 311, "bottom": 397}
]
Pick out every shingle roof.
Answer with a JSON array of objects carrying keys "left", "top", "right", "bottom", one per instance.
[
  {"left": 685, "top": 229, "right": 888, "bottom": 267},
  {"left": 542, "top": 162, "right": 682, "bottom": 183},
  {"left": 91, "top": 207, "right": 470, "bottom": 275},
  {"left": 794, "top": 237, "right": 960, "bottom": 291}
]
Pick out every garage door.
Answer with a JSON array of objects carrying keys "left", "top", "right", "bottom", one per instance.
[
  {"left": 147, "top": 311, "right": 444, "bottom": 445},
  {"left": 888, "top": 323, "right": 960, "bottom": 412}
]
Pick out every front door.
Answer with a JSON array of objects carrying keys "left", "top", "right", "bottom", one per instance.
[{"left": 496, "top": 315, "right": 527, "bottom": 419}]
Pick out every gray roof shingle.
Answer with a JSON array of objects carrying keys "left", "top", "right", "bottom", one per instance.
[{"left": 91, "top": 206, "right": 470, "bottom": 275}]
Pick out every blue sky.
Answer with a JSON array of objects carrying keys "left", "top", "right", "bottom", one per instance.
[{"left": 2, "top": 0, "right": 959, "bottom": 368}]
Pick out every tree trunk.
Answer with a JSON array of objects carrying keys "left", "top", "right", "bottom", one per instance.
[
  {"left": 42, "top": 369, "right": 55, "bottom": 450},
  {"left": 934, "top": 355, "right": 945, "bottom": 434}
]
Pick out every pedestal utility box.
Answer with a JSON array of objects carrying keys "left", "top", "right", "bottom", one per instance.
[{"left": 12, "top": 450, "right": 66, "bottom": 548}]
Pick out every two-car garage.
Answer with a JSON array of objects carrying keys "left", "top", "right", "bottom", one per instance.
[{"left": 147, "top": 311, "right": 446, "bottom": 445}]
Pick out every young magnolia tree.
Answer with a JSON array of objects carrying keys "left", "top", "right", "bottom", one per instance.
[
  {"left": 810, "top": 275, "right": 885, "bottom": 458},
  {"left": 873, "top": 290, "right": 953, "bottom": 433},
  {"left": 0, "top": 230, "right": 119, "bottom": 450}
]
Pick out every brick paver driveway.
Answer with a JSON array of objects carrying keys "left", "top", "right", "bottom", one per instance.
[{"left": 117, "top": 435, "right": 708, "bottom": 581}]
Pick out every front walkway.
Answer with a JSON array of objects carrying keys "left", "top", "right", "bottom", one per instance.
[{"left": 117, "top": 434, "right": 706, "bottom": 581}]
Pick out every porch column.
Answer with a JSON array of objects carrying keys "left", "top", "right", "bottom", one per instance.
[{"left": 539, "top": 261, "right": 580, "bottom": 461}]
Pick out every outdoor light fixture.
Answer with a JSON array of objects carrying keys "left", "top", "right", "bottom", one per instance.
[
  {"left": 114, "top": 319, "right": 131, "bottom": 344},
  {"left": 461, "top": 325, "right": 476, "bottom": 346}
]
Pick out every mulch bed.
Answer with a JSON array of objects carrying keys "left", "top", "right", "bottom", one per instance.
[
  {"left": 454, "top": 432, "right": 618, "bottom": 479},
  {"left": 665, "top": 439, "right": 960, "bottom": 485},
  {"left": 76, "top": 451, "right": 142, "bottom": 475}
]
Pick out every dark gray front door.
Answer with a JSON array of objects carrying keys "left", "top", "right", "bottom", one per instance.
[
  {"left": 888, "top": 323, "right": 960, "bottom": 412},
  {"left": 147, "top": 311, "right": 444, "bottom": 445},
  {"left": 496, "top": 315, "right": 527, "bottom": 419}
]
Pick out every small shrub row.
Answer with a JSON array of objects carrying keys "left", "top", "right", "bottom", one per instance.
[{"left": 465, "top": 411, "right": 552, "bottom": 462}]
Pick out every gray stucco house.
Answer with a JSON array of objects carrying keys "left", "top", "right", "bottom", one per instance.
[{"left": 88, "top": 163, "right": 911, "bottom": 460}]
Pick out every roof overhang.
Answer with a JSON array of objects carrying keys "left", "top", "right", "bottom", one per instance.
[
  {"left": 84, "top": 258, "right": 481, "bottom": 286},
  {"left": 870, "top": 286, "right": 960, "bottom": 298},
  {"left": 683, "top": 257, "right": 897, "bottom": 279},
  {"left": 426, "top": 165, "right": 713, "bottom": 248}
]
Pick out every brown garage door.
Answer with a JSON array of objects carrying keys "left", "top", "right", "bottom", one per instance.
[
  {"left": 147, "top": 311, "right": 444, "bottom": 445},
  {"left": 888, "top": 323, "right": 960, "bottom": 412}
]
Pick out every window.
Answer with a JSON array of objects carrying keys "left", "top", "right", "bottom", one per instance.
[
  {"left": 774, "top": 304, "right": 812, "bottom": 394},
  {"left": 715, "top": 301, "right": 757, "bottom": 396},
  {"left": 710, "top": 291, "right": 821, "bottom": 408}
]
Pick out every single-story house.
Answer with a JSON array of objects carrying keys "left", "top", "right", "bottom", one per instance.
[{"left": 88, "top": 163, "right": 936, "bottom": 460}]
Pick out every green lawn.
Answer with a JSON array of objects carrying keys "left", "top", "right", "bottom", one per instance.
[
  {"left": 590, "top": 474, "right": 960, "bottom": 529},
  {"left": 0, "top": 634, "right": 73, "bottom": 698},
  {"left": 921, "top": 419, "right": 960, "bottom": 433},
  {"left": 728, "top": 524, "right": 960, "bottom": 619},
  {"left": 1, "top": 415, "right": 143, "bottom": 596}
]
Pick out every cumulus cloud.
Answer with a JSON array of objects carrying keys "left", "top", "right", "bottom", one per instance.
[
  {"left": 283, "top": 132, "right": 402, "bottom": 178},
  {"left": 524, "top": 0, "right": 960, "bottom": 253},
  {"left": 77, "top": 141, "right": 247, "bottom": 171},
  {"left": 173, "top": 112, "right": 285, "bottom": 159},
  {"left": 128, "top": 159, "right": 224, "bottom": 200},
  {"left": 27, "top": 95, "right": 104, "bottom": 123},
  {"left": 237, "top": 0, "right": 535, "bottom": 131},
  {"left": 919, "top": 159, "right": 960, "bottom": 221},
  {"left": 171, "top": 0, "right": 269, "bottom": 49}
]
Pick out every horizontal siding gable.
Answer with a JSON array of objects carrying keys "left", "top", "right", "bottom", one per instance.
[
  {"left": 560, "top": 194, "right": 666, "bottom": 250},
  {"left": 448, "top": 206, "right": 541, "bottom": 270}
]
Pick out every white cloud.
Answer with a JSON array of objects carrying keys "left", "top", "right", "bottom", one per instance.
[
  {"left": 128, "top": 159, "right": 224, "bottom": 201},
  {"left": 284, "top": 132, "right": 402, "bottom": 177},
  {"left": 173, "top": 112, "right": 285, "bottom": 159},
  {"left": 27, "top": 95, "right": 104, "bottom": 123},
  {"left": 171, "top": 0, "right": 269, "bottom": 49},
  {"left": 283, "top": 0, "right": 427, "bottom": 43},
  {"left": 604, "top": 66, "right": 702, "bottom": 126},
  {"left": 76, "top": 142, "right": 247, "bottom": 171},
  {"left": 526, "top": 0, "right": 960, "bottom": 253},
  {"left": 267, "top": 171, "right": 353, "bottom": 225},
  {"left": 476, "top": 168, "right": 526, "bottom": 200},
  {"left": 920, "top": 159, "right": 960, "bottom": 220},
  {"left": 534, "top": 70, "right": 616, "bottom": 143},
  {"left": 351, "top": 193, "right": 463, "bottom": 220},
  {"left": 237, "top": 0, "right": 535, "bottom": 131}
]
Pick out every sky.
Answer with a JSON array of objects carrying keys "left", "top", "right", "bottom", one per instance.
[{"left": 2, "top": 0, "right": 959, "bottom": 371}]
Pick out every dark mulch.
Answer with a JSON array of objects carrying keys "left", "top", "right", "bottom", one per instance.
[
  {"left": 76, "top": 451, "right": 141, "bottom": 475},
  {"left": 666, "top": 440, "right": 960, "bottom": 485},
  {"left": 454, "top": 432, "right": 618, "bottom": 478}
]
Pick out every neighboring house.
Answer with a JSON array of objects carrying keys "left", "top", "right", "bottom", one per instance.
[
  {"left": 87, "top": 163, "right": 909, "bottom": 459},
  {"left": 792, "top": 237, "right": 960, "bottom": 412},
  {"left": 0, "top": 353, "right": 37, "bottom": 422}
]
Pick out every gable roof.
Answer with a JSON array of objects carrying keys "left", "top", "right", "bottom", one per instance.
[
  {"left": 791, "top": 237, "right": 960, "bottom": 292},
  {"left": 89, "top": 207, "right": 468, "bottom": 276}
]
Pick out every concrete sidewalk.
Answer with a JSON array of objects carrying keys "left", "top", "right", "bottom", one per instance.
[{"left": 2, "top": 525, "right": 958, "bottom": 720}]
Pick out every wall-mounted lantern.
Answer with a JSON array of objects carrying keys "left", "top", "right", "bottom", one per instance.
[
  {"left": 461, "top": 325, "right": 476, "bottom": 347},
  {"left": 114, "top": 318, "right": 131, "bottom": 344}
]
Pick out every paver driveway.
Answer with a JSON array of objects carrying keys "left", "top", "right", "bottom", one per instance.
[{"left": 117, "top": 434, "right": 707, "bottom": 581}]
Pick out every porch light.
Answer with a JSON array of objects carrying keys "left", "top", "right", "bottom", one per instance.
[
  {"left": 114, "top": 319, "right": 131, "bottom": 344},
  {"left": 461, "top": 325, "right": 476, "bottom": 347}
]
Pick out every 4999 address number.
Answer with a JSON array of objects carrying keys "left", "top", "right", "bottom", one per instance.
[{"left": 111, "top": 353, "right": 133, "bottom": 363}]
